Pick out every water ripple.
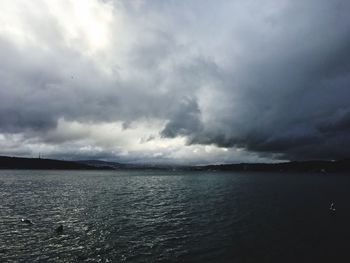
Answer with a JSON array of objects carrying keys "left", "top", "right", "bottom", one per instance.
[{"left": 1, "top": 170, "right": 350, "bottom": 262}]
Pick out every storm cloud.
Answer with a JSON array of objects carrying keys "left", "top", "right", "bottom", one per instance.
[{"left": 0, "top": 0, "right": 350, "bottom": 163}]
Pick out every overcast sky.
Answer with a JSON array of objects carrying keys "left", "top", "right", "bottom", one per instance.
[{"left": 0, "top": 0, "right": 350, "bottom": 164}]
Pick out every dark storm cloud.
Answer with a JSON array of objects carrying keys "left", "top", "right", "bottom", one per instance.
[
  {"left": 1, "top": 0, "right": 350, "bottom": 162},
  {"left": 161, "top": 98, "right": 203, "bottom": 139},
  {"left": 156, "top": 0, "right": 350, "bottom": 160}
]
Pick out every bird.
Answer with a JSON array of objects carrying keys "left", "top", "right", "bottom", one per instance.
[
  {"left": 55, "top": 224, "right": 64, "bottom": 234},
  {"left": 21, "top": 218, "right": 33, "bottom": 225}
]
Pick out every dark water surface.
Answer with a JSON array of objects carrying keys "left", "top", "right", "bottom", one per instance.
[{"left": 1, "top": 170, "right": 350, "bottom": 262}]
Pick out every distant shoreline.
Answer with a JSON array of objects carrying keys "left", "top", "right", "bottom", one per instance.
[
  {"left": 0, "top": 155, "right": 349, "bottom": 173},
  {"left": 192, "top": 159, "right": 350, "bottom": 173},
  {"left": 0, "top": 156, "right": 112, "bottom": 170}
]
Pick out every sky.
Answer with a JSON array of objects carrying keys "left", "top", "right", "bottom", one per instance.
[{"left": 0, "top": 0, "right": 350, "bottom": 164}]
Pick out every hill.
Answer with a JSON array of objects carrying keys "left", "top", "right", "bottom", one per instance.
[
  {"left": 193, "top": 159, "right": 350, "bottom": 173},
  {"left": 0, "top": 156, "right": 112, "bottom": 170}
]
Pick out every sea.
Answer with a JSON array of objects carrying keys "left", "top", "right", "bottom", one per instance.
[{"left": 1, "top": 170, "right": 350, "bottom": 262}]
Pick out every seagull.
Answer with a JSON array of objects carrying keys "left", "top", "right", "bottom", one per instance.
[
  {"left": 21, "top": 218, "right": 33, "bottom": 225},
  {"left": 55, "top": 224, "right": 64, "bottom": 234}
]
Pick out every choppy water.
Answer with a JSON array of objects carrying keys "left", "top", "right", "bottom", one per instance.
[{"left": 1, "top": 170, "right": 350, "bottom": 262}]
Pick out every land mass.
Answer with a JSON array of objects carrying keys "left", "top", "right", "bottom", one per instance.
[
  {"left": 0, "top": 156, "right": 112, "bottom": 170},
  {"left": 192, "top": 159, "right": 350, "bottom": 173},
  {"left": 0, "top": 155, "right": 349, "bottom": 173}
]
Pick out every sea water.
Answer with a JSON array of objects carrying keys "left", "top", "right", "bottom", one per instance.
[{"left": 1, "top": 170, "right": 350, "bottom": 262}]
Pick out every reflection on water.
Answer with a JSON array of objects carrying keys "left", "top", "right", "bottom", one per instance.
[{"left": 1, "top": 170, "right": 350, "bottom": 262}]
